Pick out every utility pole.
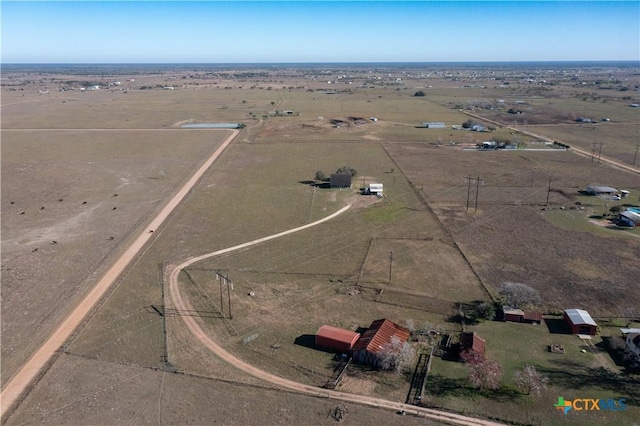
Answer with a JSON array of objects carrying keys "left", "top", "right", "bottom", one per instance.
[
  {"left": 546, "top": 179, "right": 552, "bottom": 205},
  {"left": 215, "top": 271, "right": 233, "bottom": 319},
  {"left": 591, "top": 141, "right": 604, "bottom": 164},
  {"left": 388, "top": 251, "right": 393, "bottom": 285},
  {"left": 633, "top": 143, "right": 639, "bottom": 166},
  {"left": 465, "top": 175, "right": 483, "bottom": 212}
]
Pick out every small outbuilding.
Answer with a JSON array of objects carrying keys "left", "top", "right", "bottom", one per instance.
[
  {"left": 459, "top": 332, "right": 485, "bottom": 355},
  {"left": 330, "top": 174, "right": 352, "bottom": 188},
  {"left": 502, "top": 306, "right": 542, "bottom": 324},
  {"left": 352, "top": 319, "right": 410, "bottom": 368},
  {"left": 315, "top": 325, "right": 361, "bottom": 353},
  {"left": 421, "top": 122, "right": 446, "bottom": 128},
  {"left": 564, "top": 309, "right": 598, "bottom": 335}
]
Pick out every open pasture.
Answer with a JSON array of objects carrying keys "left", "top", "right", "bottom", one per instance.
[
  {"left": 385, "top": 143, "right": 640, "bottom": 315},
  {"left": 3, "top": 64, "right": 639, "bottom": 425},
  {"left": 0, "top": 129, "right": 229, "bottom": 384}
]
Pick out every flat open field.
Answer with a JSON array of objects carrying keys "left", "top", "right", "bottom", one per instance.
[
  {"left": 1, "top": 128, "right": 230, "bottom": 385},
  {"left": 2, "top": 63, "right": 639, "bottom": 425}
]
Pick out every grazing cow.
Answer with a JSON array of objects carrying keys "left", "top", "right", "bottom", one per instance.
[
  {"left": 32, "top": 248, "right": 38, "bottom": 252},
  {"left": 51, "top": 241, "right": 57, "bottom": 244},
  {"left": 40, "top": 206, "right": 45, "bottom": 210},
  {"left": 112, "top": 207, "right": 117, "bottom": 210},
  {"left": 82, "top": 201, "right": 87, "bottom": 205}
]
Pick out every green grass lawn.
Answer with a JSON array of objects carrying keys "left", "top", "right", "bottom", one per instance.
[{"left": 424, "top": 319, "right": 639, "bottom": 425}]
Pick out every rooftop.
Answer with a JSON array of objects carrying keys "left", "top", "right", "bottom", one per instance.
[{"left": 565, "top": 309, "right": 597, "bottom": 327}]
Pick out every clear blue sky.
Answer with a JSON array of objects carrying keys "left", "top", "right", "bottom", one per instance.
[{"left": 2, "top": 1, "right": 639, "bottom": 63}]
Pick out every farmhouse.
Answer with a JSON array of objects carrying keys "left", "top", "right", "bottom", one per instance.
[
  {"left": 471, "top": 124, "right": 485, "bottom": 132},
  {"left": 626, "top": 334, "right": 640, "bottom": 361},
  {"left": 617, "top": 209, "right": 640, "bottom": 227},
  {"left": 421, "top": 122, "right": 446, "bottom": 128},
  {"left": 564, "top": 309, "right": 598, "bottom": 335},
  {"left": 585, "top": 185, "right": 619, "bottom": 195},
  {"left": 315, "top": 325, "right": 361, "bottom": 353},
  {"left": 352, "top": 319, "right": 410, "bottom": 368},
  {"left": 330, "top": 174, "right": 352, "bottom": 188},
  {"left": 459, "top": 332, "right": 485, "bottom": 355}
]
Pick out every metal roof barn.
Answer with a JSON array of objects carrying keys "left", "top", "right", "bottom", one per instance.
[
  {"left": 564, "top": 309, "right": 598, "bottom": 335},
  {"left": 352, "top": 319, "right": 410, "bottom": 368},
  {"left": 315, "top": 325, "right": 360, "bottom": 353}
]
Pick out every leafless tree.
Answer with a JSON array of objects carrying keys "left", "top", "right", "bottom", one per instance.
[
  {"left": 513, "top": 365, "right": 549, "bottom": 395},
  {"left": 499, "top": 282, "right": 541, "bottom": 309},
  {"left": 467, "top": 358, "right": 503, "bottom": 390},
  {"left": 378, "top": 336, "right": 416, "bottom": 374}
]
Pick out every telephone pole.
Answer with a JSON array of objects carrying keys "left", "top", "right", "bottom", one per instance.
[
  {"left": 546, "top": 179, "right": 552, "bottom": 205},
  {"left": 388, "top": 251, "right": 393, "bottom": 285},
  {"left": 591, "top": 141, "right": 604, "bottom": 164},
  {"left": 215, "top": 270, "right": 233, "bottom": 319},
  {"left": 465, "top": 175, "right": 483, "bottom": 212},
  {"left": 633, "top": 143, "right": 639, "bottom": 166}
]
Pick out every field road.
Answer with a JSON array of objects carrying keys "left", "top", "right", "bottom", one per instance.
[
  {"left": 462, "top": 111, "right": 640, "bottom": 176},
  {"left": 0, "top": 129, "right": 239, "bottom": 419},
  {"left": 167, "top": 209, "right": 503, "bottom": 426}
]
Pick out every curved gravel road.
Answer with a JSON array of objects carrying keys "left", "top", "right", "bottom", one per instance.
[{"left": 167, "top": 207, "right": 503, "bottom": 426}]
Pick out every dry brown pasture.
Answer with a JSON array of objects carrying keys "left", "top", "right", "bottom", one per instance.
[
  {"left": 5, "top": 354, "right": 438, "bottom": 426},
  {"left": 3, "top": 64, "right": 639, "bottom": 425},
  {"left": 0, "top": 127, "right": 231, "bottom": 385},
  {"left": 385, "top": 143, "right": 640, "bottom": 315}
]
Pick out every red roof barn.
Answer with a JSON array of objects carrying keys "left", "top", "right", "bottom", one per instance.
[
  {"left": 315, "top": 325, "right": 361, "bottom": 353},
  {"left": 352, "top": 319, "right": 410, "bottom": 368}
]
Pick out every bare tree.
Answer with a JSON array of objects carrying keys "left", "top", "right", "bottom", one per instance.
[
  {"left": 378, "top": 336, "right": 416, "bottom": 373},
  {"left": 513, "top": 365, "right": 549, "bottom": 396},
  {"left": 460, "top": 349, "right": 485, "bottom": 365},
  {"left": 499, "top": 282, "right": 541, "bottom": 308},
  {"left": 467, "top": 358, "right": 503, "bottom": 390}
]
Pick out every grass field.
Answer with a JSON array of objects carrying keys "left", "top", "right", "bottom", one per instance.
[{"left": 3, "top": 65, "right": 639, "bottom": 425}]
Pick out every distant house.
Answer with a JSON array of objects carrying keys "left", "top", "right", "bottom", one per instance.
[
  {"left": 330, "top": 174, "right": 352, "bottom": 188},
  {"left": 564, "top": 309, "right": 598, "bottom": 335},
  {"left": 471, "top": 124, "right": 485, "bottom": 132},
  {"left": 626, "top": 333, "right": 640, "bottom": 361},
  {"left": 618, "top": 211, "right": 640, "bottom": 227},
  {"left": 585, "top": 185, "right": 619, "bottom": 196},
  {"left": 459, "top": 332, "right": 485, "bottom": 355},
  {"left": 315, "top": 325, "right": 361, "bottom": 353},
  {"left": 421, "top": 122, "right": 446, "bottom": 128},
  {"left": 352, "top": 319, "right": 410, "bottom": 368},
  {"left": 502, "top": 306, "right": 542, "bottom": 324}
]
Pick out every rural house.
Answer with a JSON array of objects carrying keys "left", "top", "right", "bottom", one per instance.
[
  {"left": 625, "top": 333, "right": 640, "bottom": 361},
  {"left": 564, "top": 309, "right": 598, "bottom": 335},
  {"left": 584, "top": 185, "right": 619, "bottom": 196},
  {"left": 459, "top": 332, "right": 485, "bottom": 355},
  {"left": 352, "top": 319, "right": 410, "bottom": 368},
  {"left": 330, "top": 174, "right": 352, "bottom": 188},
  {"left": 315, "top": 325, "right": 361, "bottom": 353},
  {"left": 617, "top": 210, "right": 640, "bottom": 227}
]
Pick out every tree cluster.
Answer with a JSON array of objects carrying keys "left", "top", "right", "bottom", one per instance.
[
  {"left": 314, "top": 166, "right": 358, "bottom": 182},
  {"left": 499, "top": 282, "right": 541, "bottom": 309}
]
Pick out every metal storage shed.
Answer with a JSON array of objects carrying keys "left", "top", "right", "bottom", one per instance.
[{"left": 315, "top": 325, "right": 360, "bottom": 353}]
